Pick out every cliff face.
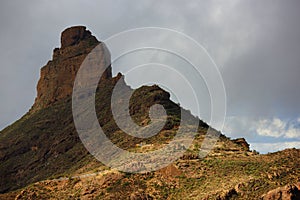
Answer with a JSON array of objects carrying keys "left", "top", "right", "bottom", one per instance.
[{"left": 32, "top": 26, "right": 112, "bottom": 111}]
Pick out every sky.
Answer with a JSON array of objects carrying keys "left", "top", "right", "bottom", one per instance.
[{"left": 0, "top": 0, "right": 299, "bottom": 153}]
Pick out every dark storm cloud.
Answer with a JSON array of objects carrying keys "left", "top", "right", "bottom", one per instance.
[{"left": 221, "top": 1, "right": 300, "bottom": 118}]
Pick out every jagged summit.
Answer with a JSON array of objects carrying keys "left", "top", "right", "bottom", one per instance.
[
  {"left": 60, "top": 26, "right": 96, "bottom": 48},
  {"left": 31, "top": 26, "right": 112, "bottom": 112}
]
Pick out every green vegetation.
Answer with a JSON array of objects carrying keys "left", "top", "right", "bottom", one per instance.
[{"left": 0, "top": 73, "right": 299, "bottom": 199}]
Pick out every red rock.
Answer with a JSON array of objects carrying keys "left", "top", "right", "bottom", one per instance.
[
  {"left": 61, "top": 26, "right": 93, "bottom": 48},
  {"left": 232, "top": 138, "right": 250, "bottom": 151},
  {"left": 31, "top": 26, "right": 112, "bottom": 112},
  {"left": 261, "top": 183, "right": 300, "bottom": 200}
]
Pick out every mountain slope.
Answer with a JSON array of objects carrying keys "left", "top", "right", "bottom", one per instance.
[
  {"left": 0, "top": 26, "right": 299, "bottom": 200},
  {"left": 2, "top": 149, "right": 299, "bottom": 199},
  {"left": 0, "top": 25, "right": 207, "bottom": 193}
]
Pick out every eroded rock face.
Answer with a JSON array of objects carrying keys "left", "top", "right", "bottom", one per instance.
[
  {"left": 31, "top": 26, "right": 112, "bottom": 112},
  {"left": 61, "top": 26, "right": 94, "bottom": 48},
  {"left": 232, "top": 138, "right": 250, "bottom": 151},
  {"left": 261, "top": 183, "right": 300, "bottom": 200}
]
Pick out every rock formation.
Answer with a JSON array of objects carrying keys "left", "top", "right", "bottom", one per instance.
[
  {"left": 31, "top": 26, "right": 112, "bottom": 112},
  {"left": 0, "top": 26, "right": 299, "bottom": 200},
  {"left": 261, "top": 183, "right": 300, "bottom": 200},
  {"left": 232, "top": 138, "right": 250, "bottom": 151}
]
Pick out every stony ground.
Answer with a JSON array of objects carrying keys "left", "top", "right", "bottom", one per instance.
[{"left": 1, "top": 144, "right": 299, "bottom": 200}]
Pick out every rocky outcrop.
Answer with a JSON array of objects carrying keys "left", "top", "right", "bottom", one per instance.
[
  {"left": 216, "top": 188, "right": 238, "bottom": 200},
  {"left": 261, "top": 183, "right": 300, "bottom": 200},
  {"left": 61, "top": 26, "right": 95, "bottom": 48},
  {"left": 31, "top": 26, "right": 112, "bottom": 112},
  {"left": 232, "top": 138, "right": 250, "bottom": 151},
  {"left": 157, "top": 164, "right": 182, "bottom": 179}
]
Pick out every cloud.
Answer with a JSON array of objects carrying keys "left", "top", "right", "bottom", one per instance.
[
  {"left": 223, "top": 116, "right": 300, "bottom": 147},
  {"left": 223, "top": 116, "right": 257, "bottom": 139},
  {"left": 250, "top": 141, "right": 300, "bottom": 154},
  {"left": 256, "top": 118, "right": 300, "bottom": 139},
  {"left": 256, "top": 118, "right": 285, "bottom": 138}
]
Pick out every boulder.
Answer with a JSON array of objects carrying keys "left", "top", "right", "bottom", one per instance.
[{"left": 261, "top": 183, "right": 300, "bottom": 200}]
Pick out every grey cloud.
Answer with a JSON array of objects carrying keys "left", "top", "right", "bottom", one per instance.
[{"left": 250, "top": 141, "right": 300, "bottom": 154}]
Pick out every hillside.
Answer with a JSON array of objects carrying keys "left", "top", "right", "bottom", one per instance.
[{"left": 0, "top": 26, "right": 299, "bottom": 200}]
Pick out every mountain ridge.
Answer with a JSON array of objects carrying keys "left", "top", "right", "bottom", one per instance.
[{"left": 0, "top": 26, "right": 299, "bottom": 200}]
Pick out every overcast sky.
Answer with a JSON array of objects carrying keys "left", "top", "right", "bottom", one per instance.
[{"left": 0, "top": 0, "right": 299, "bottom": 153}]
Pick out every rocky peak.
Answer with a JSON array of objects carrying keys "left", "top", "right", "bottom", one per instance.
[
  {"left": 61, "top": 26, "right": 95, "bottom": 48},
  {"left": 31, "top": 26, "right": 112, "bottom": 112},
  {"left": 232, "top": 138, "right": 250, "bottom": 151}
]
